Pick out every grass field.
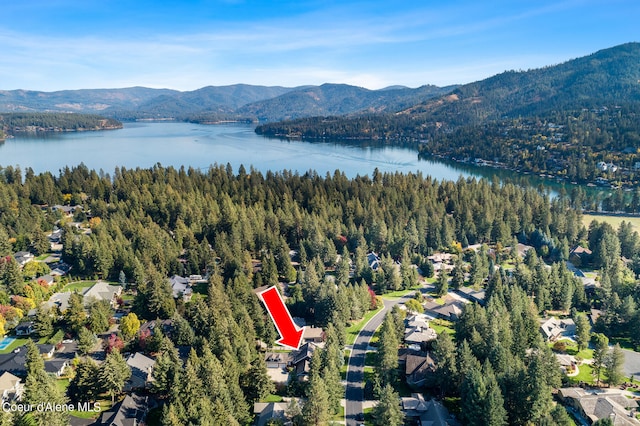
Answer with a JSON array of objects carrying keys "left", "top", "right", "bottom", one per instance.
[
  {"left": 62, "top": 280, "right": 98, "bottom": 292},
  {"left": 582, "top": 213, "right": 640, "bottom": 231},
  {"left": 346, "top": 305, "right": 383, "bottom": 345}
]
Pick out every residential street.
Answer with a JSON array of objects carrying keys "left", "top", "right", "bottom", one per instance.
[{"left": 344, "top": 295, "right": 411, "bottom": 426}]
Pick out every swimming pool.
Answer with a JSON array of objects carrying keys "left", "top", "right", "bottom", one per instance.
[{"left": 0, "top": 336, "right": 16, "bottom": 350}]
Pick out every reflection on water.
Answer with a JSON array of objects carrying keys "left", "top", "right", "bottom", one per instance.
[{"left": 0, "top": 122, "right": 609, "bottom": 198}]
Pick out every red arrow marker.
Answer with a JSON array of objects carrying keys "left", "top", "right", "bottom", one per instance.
[{"left": 257, "top": 286, "right": 305, "bottom": 350}]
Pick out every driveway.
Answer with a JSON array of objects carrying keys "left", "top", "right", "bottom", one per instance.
[
  {"left": 344, "top": 295, "right": 410, "bottom": 426},
  {"left": 622, "top": 348, "right": 640, "bottom": 378}
]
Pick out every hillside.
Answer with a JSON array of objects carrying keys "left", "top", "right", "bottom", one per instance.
[
  {"left": 0, "top": 112, "right": 122, "bottom": 134},
  {"left": 235, "top": 83, "right": 456, "bottom": 121},
  {"left": 0, "top": 83, "right": 456, "bottom": 123},
  {"left": 255, "top": 43, "right": 640, "bottom": 187}
]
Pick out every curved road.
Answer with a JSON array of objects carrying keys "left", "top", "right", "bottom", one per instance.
[{"left": 345, "top": 296, "right": 410, "bottom": 426}]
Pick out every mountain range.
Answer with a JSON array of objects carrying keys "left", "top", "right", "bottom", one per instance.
[
  {"left": 0, "top": 83, "right": 455, "bottom": 123},
  {"left": 256, "top": 42, "right": 640, "bottom": 138}
]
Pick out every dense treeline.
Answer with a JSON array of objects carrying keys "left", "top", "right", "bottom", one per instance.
[
  {"left": 0, "top": 112, "right": 122, "bottom": 134},
  {"left": 1, "top": 164, "right": 639, "bottom": 424}
]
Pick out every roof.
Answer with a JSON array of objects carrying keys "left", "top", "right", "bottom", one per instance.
[
  {"left": 0, "top": 372, "right": 20, "bottom": 392},
  {"left": 99, "top": 393, "right": 148, "bottom": 426},
  {"left": 83, "top": 281, "right": 122, "bottom": 304},
  {"left": 401, "top": 393, "right": 459, "bottom": 426},
  {"left": 571, "top": 246, "right": 593, "bottom": 256},
  {"left": 126, "top": 353, "right": 155, "bottom": 379},
  {"left": 404, "top": 327, "right": 437, "bottom": 344},
  {"left": 253, "top": 402, "right": 288, "bottom": 426},
  {"left": 559, "top": 388, "right": 640, "bottom": 426},
  {"left": 539, "top": 317, "right": 576, "bottom": 340},
  {"left": 15, "top": 321, "right": 35, "bottom": 331},
  {"left": 37, "top": 344, "right": 55, "bottom": 355},
  {"left": 44, "top": 360, "right": 68, "bottom": 374},
  {"left": 291, "top": 342, "right": 319, "bottom": 366},
  {"left": 265, "top": 352, "right": 292, "bottom": 364},
  {"left": 0, "top": 351, "right": 28, "bottom": 376},
  {"left": 303, "top": 327, "right": 324, "bottom": 340},
  {"left": 405, "top": 353, "right": 436, "bottom": 377}
]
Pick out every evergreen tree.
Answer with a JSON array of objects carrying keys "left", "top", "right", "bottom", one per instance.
[
  {"left": 77, "top": 326, "right": 97, "bottom": 355},
  {"left": 604, "top": 344, "right": 625, "bottom": 387},
  {"left": 575, "top": 314, "right": 591, "bottom": 351},
  {"left": 99, "top": 349, "right": 131, "bottom": 403},
  {"left": 376, "top": 313, "right": 399, "bottom": 387},
  {"left": 68, "top": 358, "right": 101, "bottom": 402},
  {"left": 592, "top": 333, "right": 609, "bottom": 386},
  {"left": 371, "top": 384, "right": 404, "bottom": 426},
  {"left": 435, "top": 269, "right": 449, "bottom": 296}
]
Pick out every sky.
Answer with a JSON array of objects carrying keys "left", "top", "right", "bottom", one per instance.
[{"left": 0, "top": 0, "right": 638, "bottom": 91}]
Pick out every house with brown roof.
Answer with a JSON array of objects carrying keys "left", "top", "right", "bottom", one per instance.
[
  {"left": 405, "top": 353, "right": 436, "bottom": 388},
  {"left": 302, "top": 327, "right": 325, "bottom": 344}
]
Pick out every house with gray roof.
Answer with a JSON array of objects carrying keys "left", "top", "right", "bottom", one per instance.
[
  {"left": 169, "top": 275, "right": 192, "bottom": 302},
  {"left": 559, "top": 388, "right": 640, "bottom": 426},
  {"left": 401, "top": 393, "right": 460, "bottom": 426},
  {"left": 83, "top": 281, "right": 122, "bottom": 307},
  {"left": 0, "top": 372, "right": 23, "bottom": 402},
  {"left": 98, "top": 393, "right": 149, "bottom": 426},
  {"left": 539, "top": 317, "right": 576, "bottom": 341},
  {"left": 125, "top": 352, "right": 155, "bottom": 391}
]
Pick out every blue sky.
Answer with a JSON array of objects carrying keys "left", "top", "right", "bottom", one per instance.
[{"left": 0, "top": 0, "right": 638, "bottom": 91}]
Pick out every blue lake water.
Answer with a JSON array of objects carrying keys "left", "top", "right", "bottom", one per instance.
[{"left": 0, "top": 121, "right": 575, "bottom": 194}]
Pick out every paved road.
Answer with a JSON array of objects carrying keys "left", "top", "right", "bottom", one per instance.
[
  {"left": 622, "top": 348, "right": 640, "bottom": 378},
  {"left": 345, "top": 296, "right": 410, "bottom": 426}
]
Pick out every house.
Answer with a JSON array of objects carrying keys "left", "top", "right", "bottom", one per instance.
[
  {"left": 302, "top": 327, "right": 325, "bottom": 344},
  {"left": 44, "top": 359, "right": 69, "bottom": 378},
  {"left": 125, "top": 352, "right": 155, "bottom": 391},
  {"left": 558, "top": 388, "right": 640, "bottom": 426},
  {"left": 169, "top": 275, "right": 193, "bottom": 302},
  {"left": 289, "top": 342, "right": 320, "bottom": 381},
  {"left": 13, "top": 251, "right": 34, "bottom": 266},
  {"left": 569, "top": 246, "right": 592, "bottom": 266},
  {"left": 51, "top": 205, "right": 78, "bottom": 216},
  {"left": 265, "top": 352, "right": 292, "bottom": 370},
  {"left": 98, "top": 393, "right": 149, "bottom": 426},
  {"left": 401, "top": 393, "right": 460, "bottom": 426},
  {"left": 404, "top": 315, "right": 438, "bottom": 346},
  {"left": 14, "top": 321, "right": 35, "bottom": 336},
  {"left": 424, "top": 301, "right": 464, "bottom": 321},
  {"left": 264, "top": 352, "right": 291, "bottom": 384},
  {"left": 42, "top": 291, "right": 73, "bottom": 313},
  {"left": 456, "top": 287, "right": 487, "bottom": 306},
  {"left": 47, "top": 228, "right": 63, "bottom": 243},
  {"left": 82, "top": 281, "right": 122, "bottom": 307},
  {"left": 37, "top": 344, "right": 56, "bottom": 358},
  {"left": 35, "top": 274, "right": 55, "bottom": 287},
  {"left": 540, "top": 317, "right": 576, "bottom": 341},
  {"left": 0, "top": 372, "right": 23, "bottom": 402},
  {"left": 367, "top": 252, "right": 381, "bottom": 270},
  {"left": 253, "top": 402, "right": 291, "bottom": 426},
  {"left": 555, "top": 354, "right": 578, "bottom": 375},
  {"left": 405, "top": 353, "right": 436, "bottom": 387},
  {"left": 0, "top": 350, "right": 28, "bottom": 376}
]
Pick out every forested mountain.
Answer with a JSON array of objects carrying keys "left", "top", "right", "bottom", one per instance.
[
  {"left": 0, "top": 87, "right": 177, "bottom": 113},
  {"left": 0, "top": 112, "right": 122, "bottom": 134},
  {"left": 0, "top": 83, "right": 456, "bottom": 123},
  {"left": 256, "top": 43, "right": 640, "bottom": 186},
  {"left": 235, "top": 83, "right": 455, "bottom": 121},
  {"left": 258, "top": 43, "right": 640, "bottom": 137}
]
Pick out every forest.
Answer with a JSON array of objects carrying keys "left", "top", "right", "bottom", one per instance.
[
  {"left": 0, "top": 113, "right": 122, "bottom": 134},
  {"left": 0, "top": 164, "right": 639, "bottom": 425}
]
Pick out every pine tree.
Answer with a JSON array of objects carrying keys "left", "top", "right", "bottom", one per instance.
[
  {"left": 592, "top": 333, "right": 609, "bottom": 386},
  {"left": 433, "top": 331, "right": 457, "bottom": 396},
  {"left": 575, "top": 314, "right": 591, "bottom": 351},
  {"left": 99, "top": 349, "right": 132, "bottom": 403},
  {"left": 377, "top": 313, "right": 399, "bottom": 387},
  {"left": 302, "top": 357, "right": 330, "bottom": 426},
  {"left": 23, "top": 340, "right": 69, "bottom": 426},
  {"left": 77, "top": 326, "right": 97, "bottom": 355},
  {"left": 435, "top": 269, "right": 449, "bottom": 296},
  {"left": 604, "top": 344, "right": 625, "bottom": 386},
  {"left": 372, "top": 384, "right": 404, "bottom": 426}
]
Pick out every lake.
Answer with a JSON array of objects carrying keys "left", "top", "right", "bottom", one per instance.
[{"left": 0, "top": 122, "right": 576, "bottom": 192}]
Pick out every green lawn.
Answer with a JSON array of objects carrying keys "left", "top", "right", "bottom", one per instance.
[
  {"left": 0, "top": 337, "right": 30, "bottom": 354},
  {"left": 62, "top": 280, "right": 97, "bottom": 292},
  {"left": 70, "top": 399, "right": 113, "bottom": 419},
  {"left": 341, "top": 350, "right": 351, "bottom": 380},
  {"left": 381, "top": 286, "right": 422, "bottom": 300},
  {"left": 263, "top": 394, "right": 283, "bottom": 403},
  {"left": 346, "top": 305, "right": 383, "bottom": 345},
  {"left": 55, "top": 378, "right": 70, "bottom": 393},
  {"left": 430, "top": 319, "right": 456, "bottom": 336},
  {"left": 569, "top": 363, "right": 594, "bottom": 385},
  {"left": 35, "top": 253, "right": 51, "bottom": 261}
]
